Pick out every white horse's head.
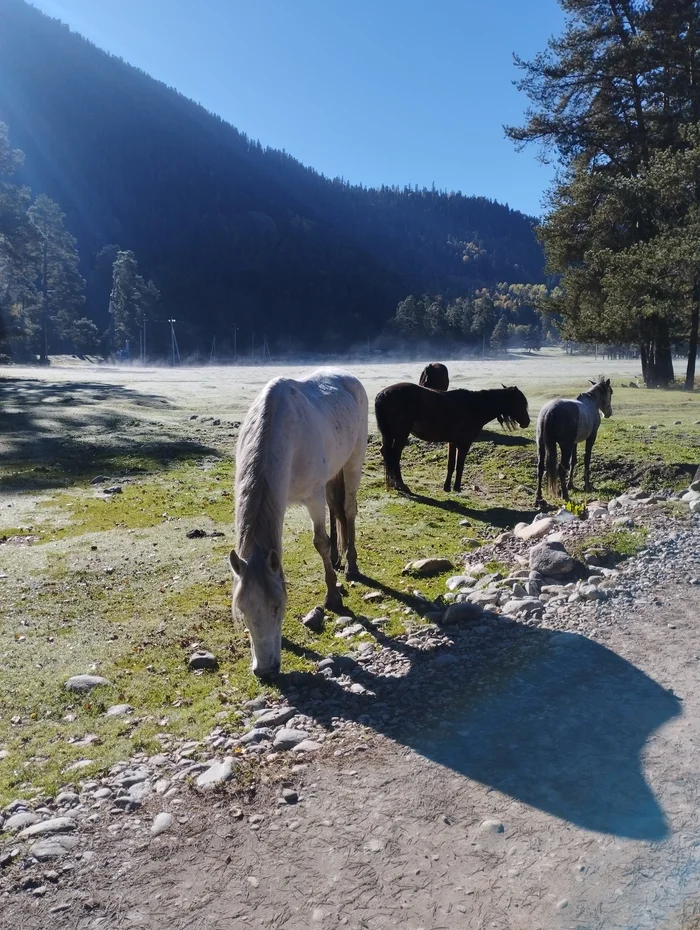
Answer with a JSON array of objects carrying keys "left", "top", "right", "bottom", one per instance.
[
  {"left": 589, "top": 378, "right": 614, "bottom": 418},
  {"left": 229, "top": 548, "right": 286, "bottom": 680}
]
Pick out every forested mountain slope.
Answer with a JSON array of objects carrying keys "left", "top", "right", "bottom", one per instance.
[{"left": 0, "top": 0, "right": 544, "bottom": 353}]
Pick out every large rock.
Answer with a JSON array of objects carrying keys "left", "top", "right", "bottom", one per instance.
[
  {"left": 501, "top": 598, "right": 543, "bottom": 617},
  {"left": 64, "top": 675, "right": 111, "bottom": 693},
  {"left": 188, "top": 650, "right": 218, "bottom": 671},
  {"left": 465, "top": 591, "right": 500, "bottom": 608},
  {"left": 402, "top": 557, "right": 454, "bottom": 577},
  {"left": 196, "top": 758, "right": 234, "bottom": 789},
  {"left": 4, "top": 811, "right": 40, "bottom": 832},
  {"left": 29, "top": 836, "right": 79, "bottom": 860},
  {"left": 18, "top": 817, "right": 77, "bottom": 839},
  {"left": 255, "top": 706, "right": 297, "bottom": 727},
  {"left": 515, "top": 517, "right": 555, "bottom": 541},
  {"left": 529, "top": 540, "right": 574, "bottom": 577},
  {"left": 273, "top": 728, "right": 310, "bottom": 750},
  {"left": 441, "top": 602, "right": 484, "bottom": 624},
  {"left": 301, "top": 606, "right": 325, "bottom": 632}
]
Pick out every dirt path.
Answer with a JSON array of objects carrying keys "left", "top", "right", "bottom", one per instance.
[{"left": 4, "top": 554, "right": 700, "bottom": 930}]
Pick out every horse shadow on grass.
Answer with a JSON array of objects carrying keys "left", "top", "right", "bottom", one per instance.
[
  {"left": 279, "top": 621, "right": 680, "bottom": 841},
  {"left": 405, "top": 492, "right": 537, "bottom": 528},
  {"left": 0, "top": 377, "right": 221, "bottom": 491}
]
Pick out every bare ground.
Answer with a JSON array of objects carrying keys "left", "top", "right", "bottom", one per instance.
[{"left": 3, "top": 567, "right": 700, "bottom": 930}]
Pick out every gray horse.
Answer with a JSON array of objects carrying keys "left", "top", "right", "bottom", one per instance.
[{"left": 536, "top": 379, "right": 613, "bottom": 506}]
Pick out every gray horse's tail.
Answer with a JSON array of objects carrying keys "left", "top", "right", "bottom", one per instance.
[
  {"left": 326, "top": 470, "right": 348, "bottom": 558},
  {"left": 538, "top": 408, "right": 559, "bottom": 497}
]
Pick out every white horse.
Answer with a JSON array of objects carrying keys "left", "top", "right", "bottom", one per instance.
[{"left": 229, "top": 368, "right": 368, "bottom": 679}]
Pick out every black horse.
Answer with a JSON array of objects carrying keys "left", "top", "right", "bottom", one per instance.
[{"left": 375, "top": 383, "right": 530, "bottom": 494}]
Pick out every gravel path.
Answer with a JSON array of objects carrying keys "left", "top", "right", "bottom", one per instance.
[{"left": 3, "top": 504, "right": 700, "bottom": 929}]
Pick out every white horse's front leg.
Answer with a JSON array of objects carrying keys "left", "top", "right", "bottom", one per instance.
[{"left": 307, "top": 494, "right": 343, "bottom": 612}]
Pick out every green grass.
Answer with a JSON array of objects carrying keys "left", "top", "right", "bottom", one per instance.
[{"left": 1, "top": 376, "right": 699, "bottom": 803}]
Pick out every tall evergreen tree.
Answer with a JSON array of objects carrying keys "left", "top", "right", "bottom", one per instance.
[
  {"left": 28, "top": 194, "right": 92, "bottom": 360},
  {"left": 108, "top": 249, "right": 160, "bottom": 357},
  {"left": 506, "top": 0, "right": 700, "bottom": 386}
]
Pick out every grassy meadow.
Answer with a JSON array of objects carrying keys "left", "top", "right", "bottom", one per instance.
[{"left": 0, "top": 353, "right": 699, "bottom": 803}]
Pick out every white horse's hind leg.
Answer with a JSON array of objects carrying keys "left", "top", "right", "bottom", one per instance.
[
  {"left": 307, "top": 493, "right": 343, "bottom": 612},
  {"left": 342, "top": 435, "right": 366, "bottom": 580}
]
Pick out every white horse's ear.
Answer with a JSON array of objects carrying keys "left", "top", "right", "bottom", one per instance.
[
  {"left": 229, "top": 549, "right": 246, "bottom": 577},
  {"left": 267, "top": 549, "right": 281, "bottom": 574}
]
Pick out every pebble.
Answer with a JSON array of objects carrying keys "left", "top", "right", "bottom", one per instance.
[
  {"left": 291, "top": 740, "right": 322, "bottom": 753},
  {"left": 402, "top": 557, "right": 454, "bottom": 577},
  {"left": 281, "top": 789, "right": 298, "bottom": 804},
  {"left": 529, "top": 540, "right": 574, "bottom": 576}
]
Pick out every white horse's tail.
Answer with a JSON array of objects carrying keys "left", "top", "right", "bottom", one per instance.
[{"left": 326, "top": 470, "right": 349, "bottom": 558}]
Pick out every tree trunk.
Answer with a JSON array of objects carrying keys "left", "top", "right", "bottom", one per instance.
[
  {"left": 655, "top": 318, "right": 674, "bottom": 386},
  {"left": 686, "top": 282, "right": 700, "bottom": 390}
]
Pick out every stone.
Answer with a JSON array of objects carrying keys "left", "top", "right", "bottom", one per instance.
[
  {"left": 93, "top": 788, "right": 112, "bottom": 800},
  {"left": 554, "top": 508, "right": 578, "bottom": 523},
  {"left": 465, "top": 591, "right": 500, "bottom": 607},
  {"left": 402, "top": 557, "right": 454, "bottom": 577},
  {"left": 239, "top": 727, "right": 274, "bottom": 746},
  {"left": 529, "top": 540, "right": 574, "bottom": 577},
  {"left": 90, "top": 475, "right": 109, "bottom": 484},
  {"left": 441, "top": 602, "right": 484, "bottom": 624},
  {"left": 105, "top": 703, "right": 133, "bottom": 717},
  {"left": 335, "top": 622, "right": 364, "bottom": 638},
  {"left": 188, "top": 650, "right": 218, "bottom": 671},
  {"left": 103, "top": 485, "right": 123, "bottom": 494},
  {"left": 579, "top": 584, "right": 608, "bottom": 601},
  {"left": 55, "top": 791, "right": 79, "bottom": 807},
  {"left": 445, "top": 575, "right": 475, "bottom": 591},
  {"left": 4, "top": 811, "right": 40, "bottom": 832},
  {"left": 196, "top": 758, "right": 234, "bottom": 789},
  {"left": 691, "top": 500, "right": 700, "bottom": 513},
  {"left": 30, "top": 836, "right": 79, "bottom": 860},
  {"left": 479, "top": 819, "right": 505, "bottom": 835},
  {"left": 151, "top": 812, "right": 173, "bottom": 836},
  {"left": 362, "top": 591, "right": 383, "bottom": 602},
  {"left": 301, "top": 606, "right": 325, "bottom": 632},
  {"left": 502, "top": 598, "right": 543, "bottom": 617},
  {"left": 18, "top": 817, "right": 77, "bottom": 839},
  {"left": 690, "top": 479, "right": 700, "bottom": 493},
  {"left": 64, "top": 675, "right": 111, "bottom": 692},
  {"left": 291, "top": 739, "right": 322, "bottom": 753},
  {"left": 273, "top": 729, "right": 310, "bottom": 750},
  {"left": 515, "top": 517, "right": 555, "bottom": 541},
  {"left": 474, "top": 572, "right": 502, "bottom": 590},
  {"left": 282, "top": 788, "right": 298, "bottom": 804},
  {"left": 255, "top": 706, "right": 298, "bottom": 727},
  {"left": 186, "top": 528, "right": 208, "bottom": 538}
]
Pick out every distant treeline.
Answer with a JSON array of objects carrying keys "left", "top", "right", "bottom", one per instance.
[{"left": 0, "top": 0, "right": 545, "bottom": 359}]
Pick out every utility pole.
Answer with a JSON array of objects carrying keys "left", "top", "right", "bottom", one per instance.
[
  {"left": 251, "top": 329, "right": 255, "bottom": 361},
  {"left": 234, "top": 326, "right": 237, "bottom": 364},
  {"left": 209, "top": 336, "right": 216, "bottom": 365},
  {"left": 168, "top": 319, "right": 181, "bottom": 365}
]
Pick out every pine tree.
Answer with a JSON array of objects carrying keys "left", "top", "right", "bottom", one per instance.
[
  {"left": 0, "top": 122, "right": 40, "bottom": 357},
  {"left": 490, "top": 315, "right": 509, "bottom": 354},
  {"left": 28, "top": 194, "right": 91, "bottom": 361},
  {"left": 506, "top": 0, "right": 700, "bottom": 386},
  {"left": 108, "top": 250, "right": 160, "bottom": 357}
]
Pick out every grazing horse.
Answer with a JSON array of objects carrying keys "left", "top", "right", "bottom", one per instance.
[
  {"left": 375, "top": 383, "right": 530, "bottom": 494},
  {"left": 229, "top": 368, "right": 368, "bottom": 679},
  {"left": 419, "top": 362, "right": 449, "bottom": 391},
  {"left": 536, "top": 378, "right": 613, "bottom": 507}
]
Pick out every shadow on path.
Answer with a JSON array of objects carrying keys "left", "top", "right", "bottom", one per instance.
[{"left": 280, "top": 625, "right": 680, "bottom": 841}]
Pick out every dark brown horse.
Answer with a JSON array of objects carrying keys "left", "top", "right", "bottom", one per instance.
[
  {"left": 375, "top": 383, "right": 530, "bottom": 494},
  {"left": 419, "top": 362, "right": 449, "bottom": 391}
]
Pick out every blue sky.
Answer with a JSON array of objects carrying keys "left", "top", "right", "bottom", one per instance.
[{"left": 33, "top": 0, "right": 565, "bottom": 217}]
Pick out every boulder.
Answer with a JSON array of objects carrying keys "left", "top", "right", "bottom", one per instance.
[
  {"left": 516, "top": 518, "right": 556, "bottom": 541},
  {"left": 441, "top": 602, "right": 484, "bottom": 624},
  {"left": 301, "top": 606, "right": 325, "bottom": 632},
  {"left": 402, "top": 557, "right": 454, "bottom": 577},
  {"left": 529, "top": 540, "right": 574, "bottom": 577}
]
